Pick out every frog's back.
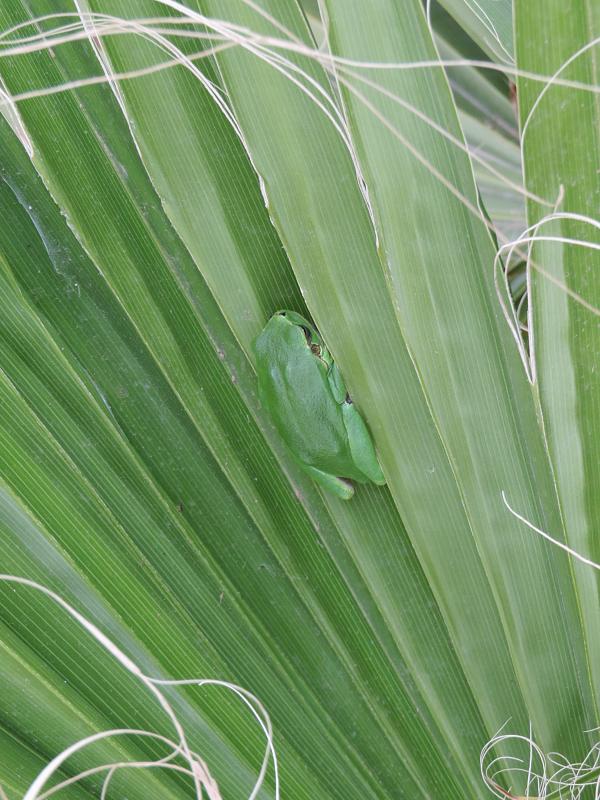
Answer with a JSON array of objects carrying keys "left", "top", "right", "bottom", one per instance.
[{"left": 255, "top": 316, "right": 354, "bottom": 475}]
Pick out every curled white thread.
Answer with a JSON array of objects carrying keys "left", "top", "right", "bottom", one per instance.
[
  {"left": 502, "top": 492, "right": 600, "bottom": 573},
  {"left": 0, "top": 10, "right": 597, "bottom": 222},
  {"left": 521, "top": 37, "right": 600, "bottom": 148},
  {"left": 481, "top": 720, "right": 600, "bottom": 799},
  {"left": 0, "top": 574, "right": 278, "bottom": 800},
  {"left": 494, "top": 213, "right": 600, "bottom": 383},
  {"left": 479, "top": 488, "right": 600, "bottom": 799},
  {"left": 0, "top": 4, "right": 596, "bottom": 273}
]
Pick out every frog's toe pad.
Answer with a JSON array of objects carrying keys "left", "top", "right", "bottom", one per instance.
[{"left": 335, "top": 477, "right": 355, "bottom": 500}]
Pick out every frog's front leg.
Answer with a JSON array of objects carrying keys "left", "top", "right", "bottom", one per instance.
[
  {"left": 326, "top": 360, "right": 349, "bottom": 404},
  {"left": 300, "top": 463, "right": 355, "bottom": 500}
]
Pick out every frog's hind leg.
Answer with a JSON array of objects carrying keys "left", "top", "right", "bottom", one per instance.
[
  {"left": 301, "top": 464, "right": 355, "bottom": 500},
  {"left": 341, "top": 401, "right": 386, "bottom": 485}
]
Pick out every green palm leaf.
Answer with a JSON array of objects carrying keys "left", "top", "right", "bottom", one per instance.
[{"left": 0, "top": 1, "right": 597, "bottom": 798}]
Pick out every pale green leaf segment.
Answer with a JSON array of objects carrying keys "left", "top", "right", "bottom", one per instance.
[
  {"left": 516, "top": 0, "right": 600, "bottom": 717},
  {"left": 434, "top": 0, "right": 514, "bottom": 62},
  {"left": 0, "top": 2, "right": 595, "bottom": 800},
  {"left": 426, "top": 4, "right": 525, "bottom": 242},
  {"left": 460, "top": 112, "right": 526, "bottom": 242},
  {"left": 0, "top": 2, "right": 487, "bottom": 799},
  {"left": 428, "top": 1, "right": 514, "bottom": 119}
]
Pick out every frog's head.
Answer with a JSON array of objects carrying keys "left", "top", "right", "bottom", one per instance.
[{"left": 273, "top": 310, "right": 326, "bottom": 359}]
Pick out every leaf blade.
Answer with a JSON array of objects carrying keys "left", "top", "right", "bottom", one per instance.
[{"left": 516, "top": 0, "right": 600, "bottom": 727}]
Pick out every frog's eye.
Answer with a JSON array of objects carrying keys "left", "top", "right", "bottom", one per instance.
[
  {"left": 300, "top": 325, "right": 312, "bottom": 343},
  {"left": 310, "top": 343, "right": 321, "bottom": 356}
]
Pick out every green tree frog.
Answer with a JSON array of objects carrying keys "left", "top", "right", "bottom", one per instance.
[{"left": 254, "top": 310, "right": 385, "bottom": 500}]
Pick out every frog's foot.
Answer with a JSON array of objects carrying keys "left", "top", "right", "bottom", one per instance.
[{"left": 302, "top": 464, "right": 355, "bottom": 500}]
